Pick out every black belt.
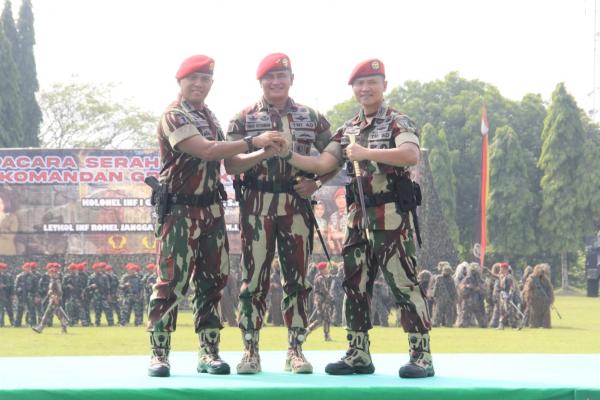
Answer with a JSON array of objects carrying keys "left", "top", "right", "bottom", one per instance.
[
  {"left": 168, "top": 187, "right": 223, "bottom": 208},
  {"left": 240, "top": 177, "right": 295, "bottom": 193}
]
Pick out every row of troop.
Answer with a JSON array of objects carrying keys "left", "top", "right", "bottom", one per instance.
[
  {"left": 144, "top": 52, "right": 432, "bottom": 378},
  {"left": 0, "top": 261, "right": 157, "bottom": 331},
  {"left": 418, "top": 261, "right": 555, "bottom": 330}
]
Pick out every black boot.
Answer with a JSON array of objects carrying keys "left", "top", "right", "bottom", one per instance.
[
  {"left": 197, "top": 328, "right": 230, "bottom": 375},
  {"left": 148, "top": 332, "right": 171, "bottom": 377},
  {"left": 398, "top": 333, "right": 435, "bottom": 378},
  {"left": 325, "top": 331, "right": 375, "bottom": 375}
]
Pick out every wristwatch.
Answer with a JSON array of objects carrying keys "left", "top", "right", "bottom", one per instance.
[
  {"left": 243, "top": 136, "right": 254, "bottom": 152},
  {"left": 314, "top": 179, "right": 323, "bottom": 189}
]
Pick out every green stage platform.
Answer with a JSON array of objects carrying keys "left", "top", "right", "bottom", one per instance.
[{"left": 0, "top": 352, "right": 598, "bottom": 400}]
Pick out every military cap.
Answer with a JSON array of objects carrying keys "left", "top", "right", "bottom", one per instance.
[
  {"left": 0, "top": 263, "right": 7, "bottom": 270},
  {"left": 29, "top": 261, "right": 39, "bottom": 269},
  {"left": 176, "top": 55, "right": 215, "bottom": 80},
  {"left": 104, "top": 264, "right": 113, "bottom": 271},
  {"left": 67, "top": 263, "right": 79, "bottom": 271},
  {"left": 348, "top": 58, "right": 385, "bottom": 85},
  {"left": 91, "top": 262, "right": 106, "bottom": 270},
  {"left": 256, "top": 53, "right": 292, "bottom": 80},
  {"left": 21, "top": 262, "right": 33, "bottom": 270},
  {"left": 45, "top": 262, "right": 61, "bottom": 271},
  {"left": 126, "top": 262, "right": 141, "bottom": 271},
  {"left": 146, "top": 263, "right": 157, "bottom": 271},
  {"left": 499, "top": 262, "right": 510, "bottom": 269},
  {"left": 317, "top": 261, "right": 328, "bottom": 270}
]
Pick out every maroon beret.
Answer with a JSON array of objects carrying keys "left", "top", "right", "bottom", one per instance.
[
  {"left": 256, "top": 53, "right": 292, "bottom": 80},
  {"left": 348, "top": 58, "right": 385, "bottom": 85},
  {"left": 176, "top": 55, "right": 215, "bottom": 80},
  {"left": 317, "top": 262, "right": 328, "bottom": 270}
]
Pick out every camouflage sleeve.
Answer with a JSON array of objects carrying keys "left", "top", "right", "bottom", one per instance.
[
  {"left": 313, "top": 111, "right": 332, "bottom": 153},
  {"left": 161, "top": 110, "right": 200, "bottom": 149},
  {"left": 226, "top": 113, "right": 246, "bottom": 142},
  {"left": 322, "top": 126, "right": 344, "bottom": 166},
  {"left": 393, "top": 114, "right": 420, "bottom": 148}
]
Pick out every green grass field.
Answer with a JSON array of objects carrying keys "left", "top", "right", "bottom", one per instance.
[{"left": 1, "top": 296, "right": 599, "bottom": 357}]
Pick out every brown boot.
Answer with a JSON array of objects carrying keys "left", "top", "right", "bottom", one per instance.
[
  {"left": 197, "top": 328, "right": 230, "bottom": 375},
  {"left": 398, "top": 333, "right": 435, "bottom": 378},
  {"left": 148, "top": 332, "right": 171, "bottom": 377},
  {"left": 284, "top": 328, "right": 313, "bottom": 374},
  {"left": 236, "top": 330, "right": 261, "bottom": 374}
]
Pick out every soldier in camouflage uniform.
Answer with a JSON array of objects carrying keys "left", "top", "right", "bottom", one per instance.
[
  {"left": 417, "top": 269, "right": 433, "bottom": 316},
  {"left": 329, "top": 262, "right": 344, "bottom": 326},
  {"left": 38, "top": 265, "right": 52, "bottom": 326},
  {"left": 485, "top": 263, "right": 501, "bottom": 328},
  {"left": 328, "top": 188, "right": 347, "bottom": 255},
  {"left": 493, "top": 262, "right": 520, "bottom": 329},
  {"left": 14, "top": 262, "right": 38, "bottom": 327},
  {"left": 457, "top": 264, "right": 487, "bottom": 327},
  {"left": 0, "top": 262, "right": 14, "bottom": 326},
  {"left": 307, "top": 261, "right": 333, "bottom": 341},
  {"left": 285, "top": 59, "right": 434, "bottom": 378},
  {"left": 225, "top": 53, "right": 332, "bottom": 375},
  {"left": 268, "top": 258, "right": 284, "bottom": 327},
  {"left": 522, "top": 263, "right": 554, "bottom": 328},
  {"left": 62, "top": 263, "right": 83, "bottom": 326},
  {"left": 77, "top": 263, "right": 91, "bottom": 327},
  {"left": 87, "top": 262, "right": 114, "bottom": 326},
  {"left": 146, "top": 55, "right": 284, "bottom": 378},
  {"left": 104, "top": 264, "right": 121, "bottom": 324},
  {"left": 32, "top": 264, "right": 69, "bottom": 334},
  {"left": 372, "top": 270, "right": 391, "bottom": 326},
  {"left": 430, "top": 265, "right": 457, "bottom": 327},
  {"left": 120, "top": 263, "right": 144, "bottom": 326}
]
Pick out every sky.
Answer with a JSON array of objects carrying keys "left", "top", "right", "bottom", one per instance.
[{"left": 7, "top": 0, "right": 600, "bottom": 125}]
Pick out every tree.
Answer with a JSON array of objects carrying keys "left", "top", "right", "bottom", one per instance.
[
  {"left": 39, "top": 81, "right": 158, "bottom": 149},
  {"left": 577, "top": 114, "right": 600, "bottom": 234},
  {"left": 487, "top": 125, "right": 537, "bottom": 261},
  {"left": 421, "top": 123, "right": 460, "bottom": 251},
  {"left": 538, "top": 83, "right": 586, "bottom": 290},
  {"left": 0, "top": 24, "right": 23, "bottom": 147},
  {"left": 16, "top": 0, "right": 41, "bottom": 147},
  {"left": 326, "top": 97, "right": 359, "bottom": 131}
]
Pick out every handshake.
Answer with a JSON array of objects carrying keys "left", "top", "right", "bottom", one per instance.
[{"left": 247, "top": 131, "right": 292, "bottom": 159}]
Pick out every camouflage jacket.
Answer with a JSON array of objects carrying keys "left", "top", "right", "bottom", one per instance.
[
  {"left": 325, "top": 103, "right": 420, "bottom": 230},
  {"left": 158, "top": 97, "right": 225, "bottom": 223},
  {"left": 227, "top": 97, "right": 331, "bottom": 216}
]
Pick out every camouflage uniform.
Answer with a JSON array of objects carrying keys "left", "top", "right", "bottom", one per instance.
[
  {"left": 120, "top": 269, "right": 144, "bottom": 326},
  {"left": 323, "top": 102, "right": 433, "bottom": 378},
  {"left": 268, "top": 262, "right": 284, "bottom": 326},
  {"left": 33, "top": 272, "right": 69, "bottom": 334},
  {"left": 329, "top": 264, "right": 344, "bottom": 326},
  {"left": 147, "top": 96, "right": 230, "bottom": 376},
  {"left": 105, "top": 267, "right": 121, "bottom": 324},
  {"left": 62, "top": 267, "right": 83, "bottom": 326},
  {"left": 522, "top": 264, "right": 554, "bottom": 328},
  {"left": 228, "top": 96, "right": 331, "bottom": 374},
  {"left": 307, "top": 266, "right": 333, "bottom": 340},
  {"left": 77, "top": 267, "right": 91, "bottom": 326},
  {"left": 457, "top": 265, "right": 487, "bottom": 327},
  {"left": 484, "top": 263, "right": 500, "bottom": 327},
  {"left": 0, "top": 266, "right": 14, "bottom": 326},
  {"left": 14, "top": 267, "right": 38, "bottom": 327},
  {"left": 372, "top": 270, "right": 390, "bottom": 326},
  {"left": 493, "top": 270, "right": 520, "bottom": 329},
  {"left": 417, "top": 269, "right": 433, "bottom": 316},
  {"left": 87, "top": 269, "right": 114, "bottom": 326},
  {"left": 430, "top": 266, "right": 457, "bottom": 327}
]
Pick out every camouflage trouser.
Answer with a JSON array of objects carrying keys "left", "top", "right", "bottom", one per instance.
[
  {"left": 80, "top": 299, "right": 91, "bottom": 326},
  {"left": 92, "top": 296, "right": 114, "bottom": 326},
  {"left": 0, "top": 298, "right": 14, "bottom": 326},
  {"left": 108, "top": 297, "right": 121, "bottom": 323},
  {"left": 15, "top": 297, "right": 37, "bottom": 327},
  {"left": 65, "top": 297, "right": 82, "bottom": 326},
  {"left": 121, "top": 296, "right": 144, "bottom": 326},
  {"left": 457, "top": 300, "right": 486, "bottom": 327},
  {"left": 432, "top": 303, "right": 457, "bottom": 327},
  {"left": 309, "top": 298, "right": 333, "bottom": 325},
  {"left": 40, "top": 301, "right": 69, "bottom": 328},
  {"left": 342, "top": 225, "right": 431, "bottom": 333},
  {"left": 147, "top": 215, "right": 229, "bottom": 333},
  {"left": 238, "top": 212, "right": 311, "bottom": 330}
]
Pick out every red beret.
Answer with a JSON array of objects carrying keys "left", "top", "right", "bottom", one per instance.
[
  {"left": 0, "top": 263, "right": 7, "bottom": 270},
  {"left": 48, "top": 266, "right": 60, "bottom": 273},
  {"left": 126, "top": 263, "right": 141, "bottom": 271},
  {"left": 334, "top": 187, "right": 346, "bottom": 199},
  {"left": 77, "top": 263, "right": 86, "bottom": 271},
  {"left": 146, "top": 263, "right": 157, "bottom": 271},
  {"left": 67, "top": 263, "right": 78, "bottom": 271},
  {"left": 29, "top": 261, "right": 38, "bottom": 269},
  {"left": 317, "top": 262, "right": 328, "bottom": 270},
  {"left": 348, "top": 58, "right": 385, "bottom": 85},
  {"left": 499, "top": 262, "right": 510, "bottom": 268},
  {"left": 104, "top": 264, "right": 113, "bottom": 271},
  {"left": 45, "top": 262, "right": 61, "bottom": 271},
  {"left": 176, "top": 55, "right": 215, "bottom": 80},
  {"left": 256, "top": 53, "right": 292, "bottom": 80},
  {"left": 92, "top": 262, "right": 106, "bottom": 270},
  {"left": 22, "top": 262, "right": 32, "bottom": 270}
]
